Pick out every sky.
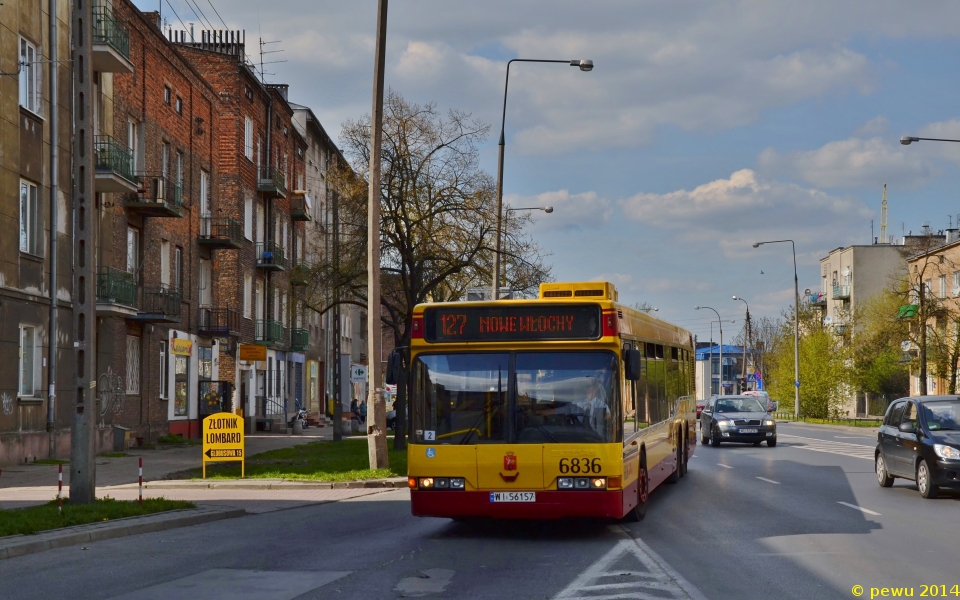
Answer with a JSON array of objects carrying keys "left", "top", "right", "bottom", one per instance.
[{"left": 140, "top": 0, "right": 960, "bottom": 342}]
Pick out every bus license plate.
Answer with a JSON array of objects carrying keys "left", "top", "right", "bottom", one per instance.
[
  {"left": 739, "top": 428, "right": 758, "bottom": 434},
  {"left": 490, "top": 492, "right": 535, "bottom": 503}
]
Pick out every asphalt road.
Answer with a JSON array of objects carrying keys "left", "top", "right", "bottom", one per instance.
[{"left": 1, "top": 422, "right": 957, "bottom": 600}]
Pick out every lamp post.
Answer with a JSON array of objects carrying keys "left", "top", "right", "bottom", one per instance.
[
  {"left": 900, "top": 136, "right": 960, "bottom": 145},
  {"left": 753, "top": 239, "right": 800, "bottom": 416},
  {"left": 696, "top": 306, "right": 722, "bottom": 395},
  {"left": 733, "top": 295, "right": 750, "bottom": 388},
  {"left": 500, "top": 206, "right": 553, "bottom": 288},
  {"left": 492, "top": 58, "right": 593, "bottom": 300}
]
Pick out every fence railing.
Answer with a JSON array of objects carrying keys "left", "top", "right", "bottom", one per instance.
[
  {"left": 140, "top": 285, "right": 182, "bottom": 317},
  {"left": 94, "top": 135, "right": 135, "bottom": 183},
  {"left": 92, "top": 4, "right": 131, "bottom": 60},
  {"left": 96, "top": 266, "right": 139, "bottom": 308},
  {"left": 198, "top": 307, "right": 241, "bottom": 335},
  {"left": 199, "top": 216, "right": 242, "bottom": 246}
]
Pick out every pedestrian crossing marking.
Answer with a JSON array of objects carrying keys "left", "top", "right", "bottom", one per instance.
[
  {"left": 554, "top": 529, "right": 705, "bottom": 600},
  {"left": 778, "top": 434, "right": 875, "bottom": 461}
]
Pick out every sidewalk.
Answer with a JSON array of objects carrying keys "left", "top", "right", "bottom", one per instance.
[{"left": 776, "top": 419, "right": 879, "bottom": 437}]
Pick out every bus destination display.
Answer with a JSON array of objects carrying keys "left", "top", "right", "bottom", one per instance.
[{"left": 423, "top": 305, "right": 601, "bottom": 342}]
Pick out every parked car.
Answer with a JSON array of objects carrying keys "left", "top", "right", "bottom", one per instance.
[
  {"left": 742, "top": 390, "right": 776, "bottom": 412},
  {"left": 696, "top": 400, "right": 707, "bottom": 420},
  {"left": 700, "top": 395, "right": 777, "bottom": 447},
  {"left": 875, "top": 395, "right": 960, "bottom": 499}
]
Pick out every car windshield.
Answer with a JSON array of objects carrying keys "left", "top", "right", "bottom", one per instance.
[
  {"left": 714, "top": 397, "right": 766, "bottom": 413},
  {"left": 922, "top": 400, "right": 960, "bottom": 431}
]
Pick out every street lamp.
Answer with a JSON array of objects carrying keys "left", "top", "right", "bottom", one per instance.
[
  {"left": 708, "top": 319, "right": 735, "bottom": 397},
  {"left": 732, "top": 296, "right": 750, "bottom": 386},
  {"left": 900, "top": 135, "right": 960, "bottom": 145},
  {"left": 492, "top": 59, "right": 593, "bottom": 300},
  {"left": 753, "top": 240, "right": 800, "bottom": 417},
  {"left": 501, "top": 206, "right": 553, "bottom": 286},
  {"left": 696, "top": 306, "right": 723, "bottom": 395}
]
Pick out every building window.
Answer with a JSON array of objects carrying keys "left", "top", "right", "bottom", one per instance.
[
  {"left": 19, "top": 324, "right": 38, "bottom": 397},
  {"left": 174, "top": 246, "right": 183, "bottom": 292},
  {"left": 160, "top": 240, "right": 170, "bottom": 285},
  {"left": 953, "top": 271, "right": 960, "bottom": 297},
  {"left": 159, "top": 341, "right": 168, "bottom": 399},
  {"left": 176, "top": 151, "right": 183, "bottom": 188},
  {"left": 244, "top": 275, "right": 252, "bottom": 318},
  {"left": 19, "top": 179, "right": 40, "bottom": 255},
  {"left": 126, "top": 335, "right": 141, "bottom": 394},
  {"left": 164, "top": 85, "right": 171, "bottom": 105},
  {"left": 200, "top": 169, "right": 210, "bottom": 217},
  {"left": 19, "top": 37, "right": 41, "bottom": 114},
  {"left": 174, "top": 354, "right": 189, "bottom": 416},
  {"left": 244, "top": 196, "right": 253, "bottom": 240},
  {"left": 175, "top": 96, "right": 183, "bottom": 115},
  {"left": 939, "top": 275, "right": 947, "bottom": 299},
  {"left": 126, "top": 226, "right": 140, "bottom": 274},
  {"left": 161, "top": 142, "right": 170, "bottom": 177},
  {"left": 199, "top": 347, "right": 213, "bottom": 380},
  {"left": 244, "top": 116, "right": 254, "bottom": 160}
]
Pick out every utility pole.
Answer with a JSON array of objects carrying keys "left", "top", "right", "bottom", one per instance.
[
  {"left": 70, "top": 0, "right": 97, "bottom": 504},
  {"left": 366, "top": 0, "right": 389, "bottom": 469},
  {"left": 332, "top": 189, "right": 342, "bottom": 442}
]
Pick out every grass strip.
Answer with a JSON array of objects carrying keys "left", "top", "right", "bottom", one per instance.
[
  {"left": 192, "top": 438, "right": 407, "bottom": 482},
  {"left": 0, "top": 497, "right": 195, "bottom": 537}
]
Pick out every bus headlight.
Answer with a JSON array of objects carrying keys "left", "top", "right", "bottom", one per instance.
[
  {"left": 575, "top": 477, "right": 590, "bottom": 489},
  {"left": 417, "top": 477, "right": 465, "bottom": 490},
  {"left": 558, "top": 477, "right": 574, "bottom": 489},
  {"left": 419, "top": 477, "right": 434, "bottom": 489},
  {"left": 435, "top": 478, "right": 449, "bottom": 489},
  {"left": 591, "top": 477, "right": 606, "bottom": 489},
  {"left": 450, "top": 478, "right": 465, "bottom": 489},
  {"left": 559, "top": 477, "right": 606, "bottom": 490}
]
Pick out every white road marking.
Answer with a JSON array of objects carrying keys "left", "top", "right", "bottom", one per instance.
[
  {"left": 555, "top": 527, "right": 706, "bottom": 600},
  {"left": 692, "top": 455, "right": 698, "bottom": 458},
  {"left": 837, "top": 501, "right": 882, "bottom": 516},
  {"left": 717, "top": 463, "right": 733, "bottom": 469},
  {"left": 755, "top": 477, "right": 780, "bottom": 484},
  {"left": 835, "top": 435, "right": 873, "bottom": 439},
  {"left": 778, "top": 434, "right": 875, "bottom": 461}
]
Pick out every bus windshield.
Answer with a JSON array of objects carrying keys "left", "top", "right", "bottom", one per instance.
[
  {"left": 515, "top": 351, "right": 620, "bottom": 443},
  {"left": 413, "top": 351, "right": 620, "bottom": 444}
]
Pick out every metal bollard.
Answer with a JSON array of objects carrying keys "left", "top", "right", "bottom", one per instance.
[
  {"left": 57, "top": 464, "right": 63, "bottom": 515},
  {"left": 138, "top": 457, "right": 143, "bottom": 506}
]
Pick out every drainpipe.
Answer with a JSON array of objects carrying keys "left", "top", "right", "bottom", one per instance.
[{"left": 46, "top": 0, "right": 59, "bottom": 457}]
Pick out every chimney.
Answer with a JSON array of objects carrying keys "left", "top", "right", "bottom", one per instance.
[
  {"left": 143, "top": 11, "right": 162, "bottom": 29},
  {"left": 947, "top": 229, "right": 960, "bottom": 244}
]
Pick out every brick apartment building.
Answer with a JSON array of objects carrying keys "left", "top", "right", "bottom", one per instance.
[
  {"left": 0, "top": 0, "right": 348, "bottom": 465},
  {"left": 0, "top": 0, "right": 76, "bottom": 464}
]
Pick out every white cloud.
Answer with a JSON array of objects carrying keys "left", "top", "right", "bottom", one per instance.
[
  {"left": 855, "top": 116, "right": 890, "bottom": 137},
  {"left": 505, "top": 189, "right": 612, "bottom": 231},
  {"left": 619, "top": 169, "right": 872, "bottom": 259},
  {"left": 757, "top": 136, "right": 936, "bottom": 188}
]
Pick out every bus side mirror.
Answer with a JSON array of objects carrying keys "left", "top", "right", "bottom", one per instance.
[
  {"left": 385, "top": 350, "right": 403, "bottom": 386},
  {"left": 625, "top": 348, "right": 641, "bottom": 381}
]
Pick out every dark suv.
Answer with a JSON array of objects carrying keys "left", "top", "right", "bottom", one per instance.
[{"left": 876, "top": 396, "right": 960, "bottom": 498}]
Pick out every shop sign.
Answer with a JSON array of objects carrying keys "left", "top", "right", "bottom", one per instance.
[
  {"left": 202, "top": 412, "right": 245, "bottom": 478},
  {"left": 172, "top": 338, "right": 193, "bottom": 356},
  {"left": 238, "top": 344, "right": 267, "bottom": 362}
]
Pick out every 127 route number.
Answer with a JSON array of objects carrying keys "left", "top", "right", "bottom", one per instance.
[{"left": 559, "top": 458, "right": 601, "bottom": 474}]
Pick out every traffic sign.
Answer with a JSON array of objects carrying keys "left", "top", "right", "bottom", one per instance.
[{"left": 202, "top": 412, "right": 245, "bottom": 478}]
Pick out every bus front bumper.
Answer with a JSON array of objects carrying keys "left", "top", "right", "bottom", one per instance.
[{"left": 411, "top": 490, "right": 625, "bottom": 519}]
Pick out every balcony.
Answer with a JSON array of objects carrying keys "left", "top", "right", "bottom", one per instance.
[
  {"left": 290, "top": 193, "right": 311, "bottom": 221},
  {"left": 198, "top": 307, "right": 241, "bottom": 337},
  {"left": 257, "top": 166, "right": 286, "bottom": 198},
  {"left": 129, "top": 285, "right": 182, "bottom": 323},
  {"left": 125, "top": 174, "right": 183, "bottom": 217},
  {"left": 290, "top": 328, "right": 309, "bottom": 351},
  {"left": 255, "top": 319, "right": 284, "bottom": 346},
  {"left": 199, "top": 216, "right": 243, "bottom": 249},
  {"left": 808, "top": 292, "right": 827, "bottom": 307},
  {"left": 94, "top": 135, "right": 137, "bottom": 193},
  {"left": 832, "top": 285, "right": 851, "bottom": 300},
  {"left": 256, "top": 242, "right": 287, "bottom": 271},
  {"left": 290, "top": 262, "right": 311, "bottom": 286},
  {"left": 96, "top": 267, "right": 139, "bottom": 317},
  {"left": 92, "top": 4, "right": 134, "bottom": 73}
]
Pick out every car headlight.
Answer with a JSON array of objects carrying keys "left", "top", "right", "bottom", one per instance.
[
  {"left": 716, "top": 418, "right": 734, "bottom": 428},
  {"left": 763, "top": 419, "right": 776, "bottom": 427},
  {"left": 934, "top": 444, "right": 960, "bottom": 460}
]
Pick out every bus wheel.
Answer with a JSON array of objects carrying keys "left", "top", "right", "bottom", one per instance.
[
  {"left": 679, "top": 430, "right": 688, "bottom": 477},
  {"left": 624, "top": 455, "right": 649, "bottom": 522}
]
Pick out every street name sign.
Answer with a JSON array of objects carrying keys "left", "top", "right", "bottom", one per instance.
[{"left": 202, "top": 412, "right": 245, "bottom": 478}]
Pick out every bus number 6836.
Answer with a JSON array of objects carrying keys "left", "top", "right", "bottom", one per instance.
[{"left": 559, "top": 458, "right": 601, "bottom": 474}]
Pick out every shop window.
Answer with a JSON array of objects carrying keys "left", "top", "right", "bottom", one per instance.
[
  {"left": 199, "top": 347, "right": 212, "bottom": 380},
  {"left": 174, "top": 354, "right": 189, "bottom": 416}
]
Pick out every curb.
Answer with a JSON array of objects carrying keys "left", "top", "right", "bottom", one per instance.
[
  {"left": 777, "top": 420, "right": 879, "bottom": 436},
  {"left": 133, "top": 478, "right": 409, "bottom": 491},
  {"left": 0, "top": 506, "right": 245, "bottom": 561}
]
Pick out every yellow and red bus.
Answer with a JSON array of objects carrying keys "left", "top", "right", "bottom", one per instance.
[{"left": 405, "top": 281, "right": 696, "bottom": 520}]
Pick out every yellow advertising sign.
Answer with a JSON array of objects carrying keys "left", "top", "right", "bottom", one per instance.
[
  {"left": 238, "top": 343, "right": 267, "bottom": 362},
  {"left": 202, "top": 412, "right": 244, "bottom": 478},
  {"left": 171, "top": 338, "right": 193, "bottom": 356}
]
